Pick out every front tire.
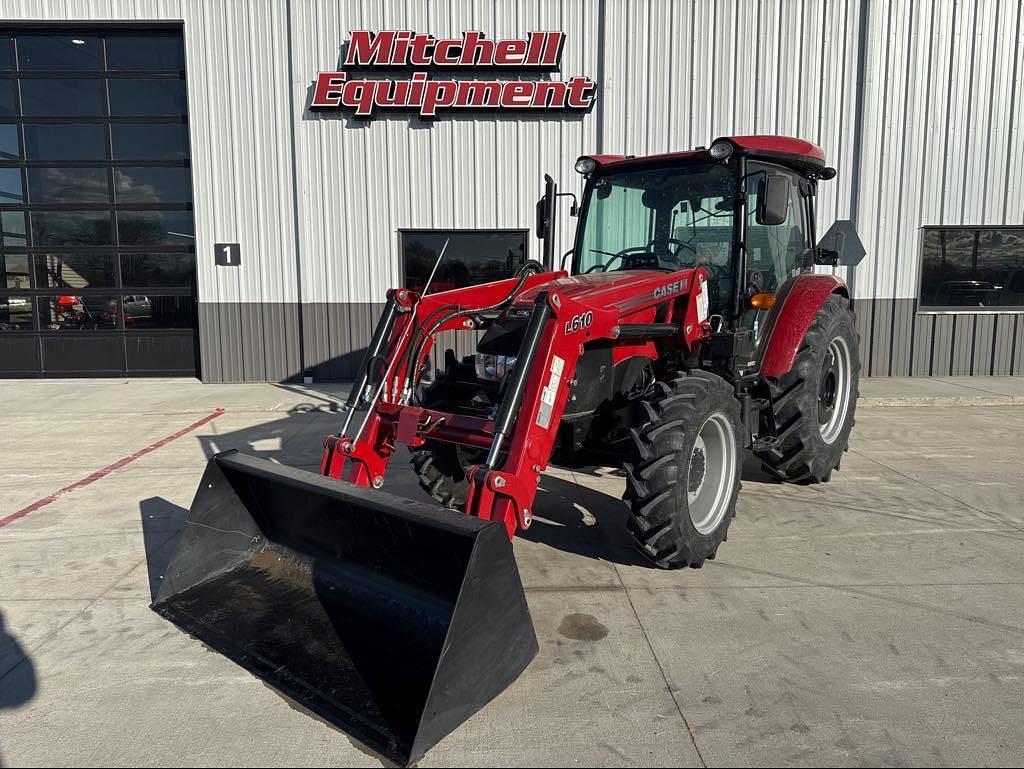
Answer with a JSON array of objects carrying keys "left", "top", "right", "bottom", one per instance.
[
  {"left": 410, "top": 374, "right": 488, "bottom": 509},
  {"left": 756, "top": 294, "right": 860, "bottom": 483},
  {"left": 624, "top": 371, "right": 742, "bottom": 569}
]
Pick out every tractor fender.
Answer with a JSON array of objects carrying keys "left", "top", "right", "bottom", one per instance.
[{"left": 756, "top": 274, "right": 850, "bottom": 378}]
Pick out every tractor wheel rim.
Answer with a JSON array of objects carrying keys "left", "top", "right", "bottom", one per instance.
[
  {"left": 687, "top": 412, "right": 736, "bottom": 535},
  {"left": 819, "top": 335, "right": 852, "bottom": 444}
]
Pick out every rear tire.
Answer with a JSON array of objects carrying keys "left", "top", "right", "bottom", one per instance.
[
  {"left": 756, "top": 294, "right": 860, "bottom": 483},
  {"left": 624, "top": 371, "right": 742, "bottom": 569}
]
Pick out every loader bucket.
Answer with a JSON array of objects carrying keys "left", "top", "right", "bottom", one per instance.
[{"left": 151, "top": 450, "right": 537, "bottom": 766}]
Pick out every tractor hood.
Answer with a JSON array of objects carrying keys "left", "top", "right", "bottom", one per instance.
[
  {"left": 478, "top": 268, "right": 695, "bottom": 356},
  {"left": 511, "top": 268, "right": 695, "bottom": 317}
]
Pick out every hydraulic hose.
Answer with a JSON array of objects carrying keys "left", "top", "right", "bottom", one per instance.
[{"left": 404, "top": 271, "right": 535, "bottom": 399}]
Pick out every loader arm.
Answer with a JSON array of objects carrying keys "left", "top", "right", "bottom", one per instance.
[{"left": 322, "top": 267, "right": 714, "bottom": 538}]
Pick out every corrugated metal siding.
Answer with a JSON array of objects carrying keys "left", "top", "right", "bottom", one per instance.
[
  {"left": 289, "top": 0, "right": 599, "bottom": 304},
  {"left": 852, "top": 0, "right": 1024, "bottom": 375},
  {"left": 1, "top": 0, "right": 304, "bottom": 380},
  {"left": 1, "top": 0, "right": 302, "bottom": 303},
  {"left": 6, "top": 0, "right": 1024, "bottom": 380},
  {"left": 599, "top": 0, "right": 862, "bottom": 285}
]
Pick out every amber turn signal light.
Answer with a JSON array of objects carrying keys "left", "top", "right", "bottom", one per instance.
[{"left": 749, "top": 292, "right": 776, "bottom": 310}]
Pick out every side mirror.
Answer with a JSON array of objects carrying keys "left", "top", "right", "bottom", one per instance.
[{"left": 756, "top": 175, "right": 790, "bottom": 226}]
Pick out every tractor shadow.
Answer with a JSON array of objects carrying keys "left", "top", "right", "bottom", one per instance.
[
  {"left": 523, "top": 452, "right": 777, "bottom": 566},
  {"left": 194, "top": 393, "right": 345, "bottom": 471}
]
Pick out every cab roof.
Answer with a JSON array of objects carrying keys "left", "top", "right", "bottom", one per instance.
[{"left": 583, "top": 135, "right": 827, "bottom": 176}]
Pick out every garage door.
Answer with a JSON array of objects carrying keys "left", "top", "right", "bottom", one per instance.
[{"left": 0, "top": 26, "right": 198, "bottom": 377}]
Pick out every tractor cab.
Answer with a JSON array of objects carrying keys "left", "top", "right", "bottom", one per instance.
[{"left": 565, "top": 136, "right": 837, "bottom": 330}]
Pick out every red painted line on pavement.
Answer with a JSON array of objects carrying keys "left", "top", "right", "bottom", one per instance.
[{"left": 0, "top": 407, "right": 226, "bottom": 530}]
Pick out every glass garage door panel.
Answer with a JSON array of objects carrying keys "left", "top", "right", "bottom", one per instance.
[
  {"left": 0, "top": 334, "right": 40, "bottom": 371},
  {"left": 0, "top": 26, "right": 197, "bottom": 377}
]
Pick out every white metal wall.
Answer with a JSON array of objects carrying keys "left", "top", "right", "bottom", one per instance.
[
  {"left": 289, "top": 0, "right": 600, "bottom": 305},
  {"left": 3, "top": 0, "right": 1023, "bottom": 379},
  {"left": 290, "top": 0, "right": 866, "bottom": 302},
  {"left": 1, "top": 0, "right": 300, "bottom": 305}
]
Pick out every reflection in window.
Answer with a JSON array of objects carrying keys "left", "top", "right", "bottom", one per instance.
[
  {"left": 1, "top": 210, "right": 26, "bottom": 246},
  {"left": 402, "top": 230, "right": 528, "bottom": 293},
  {"left": 35, "top": 253, "right": 115, "bottom": 288},
  {"left": 123, "top": 294, "right": 195, "bottom": 329},
  {"left": 38, "top": 294, "right": 119, "bottom": 330},
  {"left": 0, "top": 80, "right": 14, "bottom": 116},
  {"left": 118, "top": 210, "right": 194, "bottom": 246},
  {"left": 24, "top": 123, "right": 107, "bottom": 160},
  {"left": 28, "top": 167, "right": 109, "bottom": 203},
  {"left": 745, "top": 162, "right": 809, "bottom": 292},
  {"left": 18, "top": 35, "right": 102, "bottom": 70},
  {"left": 0, "top": 124, "right": 19, "bottom": 159},
  {"left": 115, "top": 167, "right": 192, "bottom": 203},
  {"left": 1, "top": 254, "right": 30, "bottom": 289},
  {"left": 0, "top": 295, "right": 32, "bottom": 329},
  {"left": 0, "top": 167, "right": 22, "bottom": 202},
  {"left": 121, "top": 253, "right": 195, "bottom": 286},
  {"left": 108, "top": 79, "right": 187, "bottom": 116},
  {"left": 32, "top": 211, "right": 113, "bottom": 246},
  {"left": 920, "top": 227, "right": 1024, "bottom": 309},
  {"left": 20, "top": 78, "right": 105, "bottom": 116},
  {"left": 0, "top": 38, "right": 12, "bottom": 70},
  {"left": 0, "top": 28, "right": 198, "bottom": 362},
  {"left": 112, "top": 123, "right": 189, "bottom": 160},
  {"left": 106, "top": 36, "right": 185, "bottom": 70}
]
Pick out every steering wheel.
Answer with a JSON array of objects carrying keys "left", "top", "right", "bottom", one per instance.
[
  {"left": 656, "top": 238, "right": 698, "bottom": 262},
  {"left": 584, "top": 246, "right": 655, "bottom": 273},
  {"left": 586, "top": 241, "right": 698, "bottom": 274}
]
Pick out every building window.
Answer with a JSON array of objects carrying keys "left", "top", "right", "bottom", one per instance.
[
  {"left": 0, "top": 26, "right": 197, "bottom": 375},
  {"left": 400, "top": 229, "right": 528, "bottom": 294},
  {"left": 919, "top": 227, "right": 1024, "bottom": 310}
]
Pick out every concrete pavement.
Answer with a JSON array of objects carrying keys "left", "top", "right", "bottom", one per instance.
[{"left": 1, "top": 377, "right": 1023, "bottom": 766}]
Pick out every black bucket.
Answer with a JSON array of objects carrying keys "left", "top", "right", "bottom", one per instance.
[{"left": 152, "top": 451, "right": 538, "bottom": 766}]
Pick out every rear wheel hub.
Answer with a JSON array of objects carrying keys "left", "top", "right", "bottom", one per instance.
[
  {"left": 687, "top": 413, "right": 736, "bottom": 535},
  {"left": 818, "top": 336, "right": 852, "bottom": 444}
]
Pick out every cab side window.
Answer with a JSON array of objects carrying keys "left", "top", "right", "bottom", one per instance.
[{"left": 745, "top": 162, "right": 810, "bottom": 292}]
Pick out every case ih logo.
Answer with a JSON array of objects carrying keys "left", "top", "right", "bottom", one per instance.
[{"left": 311, "top": 30, "right": 597, "bottom": 118}]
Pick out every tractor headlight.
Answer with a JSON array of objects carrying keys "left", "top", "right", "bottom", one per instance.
[
  {"left": 575, "top": 156, "right": 597, "bottom": 175},
  {"left": 708, "top": 140, "right": 734, "bottom": 160},
  {"left": 474, "top": 354, "right": 517, "bottom": 382}
]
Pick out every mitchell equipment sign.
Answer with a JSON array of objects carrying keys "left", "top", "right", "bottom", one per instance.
[{"left": 311, "top": 30, "right": 597, "bottom": 118}]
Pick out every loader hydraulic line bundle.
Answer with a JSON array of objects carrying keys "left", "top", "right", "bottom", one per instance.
[{"left": 153, "top": 135, "right": 861, "bottom": 765}]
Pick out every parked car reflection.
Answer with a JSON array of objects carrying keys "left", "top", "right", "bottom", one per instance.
[
  {"left": 41, "top": 295, "right": 119, "bottom": 330},
  {"left": 935, "top": 280, "right": 1004, "bottom": 307},
  {"left": 0, "top": 295, "right": 32, "bottom": 329}
]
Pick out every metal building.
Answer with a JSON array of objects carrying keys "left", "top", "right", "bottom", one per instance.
[{"left": 0, "top": 0, "right": 1021, "bottom": 380}]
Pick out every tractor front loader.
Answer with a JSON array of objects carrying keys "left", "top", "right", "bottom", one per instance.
[{"left": 153, "top": 135, "right": 860, "bottom": 766}]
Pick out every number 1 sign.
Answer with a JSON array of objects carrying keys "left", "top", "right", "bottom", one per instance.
[{"left": 215, "top": 243, "right": 241, "bottom": 267}]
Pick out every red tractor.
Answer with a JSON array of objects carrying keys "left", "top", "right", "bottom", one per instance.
[
  {"left": 154, "top": 135, "right": 859, "bottom": 766},
  {"left": 327, "top": 134, "right": 858, "bottom": 566}
]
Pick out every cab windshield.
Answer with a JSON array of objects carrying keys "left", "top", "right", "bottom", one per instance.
[{"left": 575, "top": 162, "right": 737, "bottom": 282}]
